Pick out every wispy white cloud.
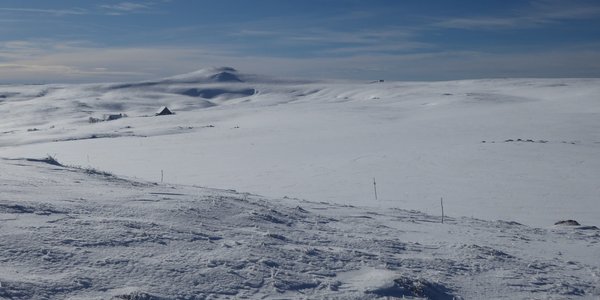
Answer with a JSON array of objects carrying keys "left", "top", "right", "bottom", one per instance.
[
  {"left": 436, "top": 0, "right": 600, "bottom": 30},
  {"left": 101, "top": 2, "right": 148, "bottom": 11},
  {"left": 0, "top": 63, "right": 149, "bottom": 85},
  {"left": 319, "top": 42, "right": 432, "bottom": 55},
  {"left": 0, "top": 63, "right": 144, "bottom": 76},
  {"left": 1, "top": 38, "right": 599, "bottom": 83},
  {"left": 226, "top": 25, "right": 424, "bottom": 56},
  {"left": 0, "top": 40, "right": 46, "bottom": 61},
  {"left": 286, "top": 28, "right": 414, "bottom": 44},
  {"left": 436, "top": 17, "right": 522, "bottom": 30},
  {"left": 530, "top": 0, "right": 600, "bottom": 21},
  {"left": 0, "top": 7, "right": 87, "bottom": 16},
  {"left": 0, "top": 39, "right": 232, "bottom": 83},
  {"left": 0, "top": 2, "right": 159, "bottom": 18},
  {"left": 100, "top": 2, "right": 150, "bottom": 15},
  {"left": 230, "top": 29, "right": 281, "bottom": 37}
]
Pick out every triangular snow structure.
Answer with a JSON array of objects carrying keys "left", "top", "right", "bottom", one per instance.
[{"left": 156, "top": 106, "right": 174, "bottom": 116}]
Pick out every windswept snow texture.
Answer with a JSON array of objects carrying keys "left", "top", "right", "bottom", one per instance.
[
  {"left": 0, "top": 68, "right": 599, "bottom": 228},
  {"left": 0, "top": 159, "right": 598, "bottom": 299}
]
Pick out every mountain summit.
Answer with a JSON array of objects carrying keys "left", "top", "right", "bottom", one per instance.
[{"left": 163, "top": 67, "right": 243, "bottom": 84}]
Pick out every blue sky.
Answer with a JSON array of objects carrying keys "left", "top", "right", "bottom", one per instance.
[{"left": 1, "top": 0, "right": 600, "bottom": 83}]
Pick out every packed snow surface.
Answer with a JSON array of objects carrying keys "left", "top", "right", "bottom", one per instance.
[
  {"left": 0, "top": 158, "right": 598, "bottom": 299},
  {"left": 1, "top": 67, "right": 599, "bottom": 298}
]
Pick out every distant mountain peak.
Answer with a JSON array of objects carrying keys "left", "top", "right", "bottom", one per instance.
[
  {"left": 212, "top": 66, "right": 237, "bottom": 73},
  {"left": 209, "top": 71, "right": 242, "bottom": 82},
  {"left": 162, "top": 66, "right": 243, "bottom": 83}
]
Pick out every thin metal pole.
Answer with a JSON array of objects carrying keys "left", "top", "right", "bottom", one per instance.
[
  {"left": 373, "top": 178, "right": 378, "bottom": 201},
  {"left": 441, "top": 197, "right": 444, "bottom": 224}
]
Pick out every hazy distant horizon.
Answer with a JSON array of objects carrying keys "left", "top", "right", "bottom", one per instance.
[{"left": 1, "top": 0, "right": 600, "bottom": 83}]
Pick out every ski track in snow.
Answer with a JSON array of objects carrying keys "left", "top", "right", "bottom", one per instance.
[{"left": 0, "top": 159, "right": 598, "bottom": 299}]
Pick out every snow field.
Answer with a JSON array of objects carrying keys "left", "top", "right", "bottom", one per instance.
[
  {"left": 1, "top": 68, "right": 599, "bottom": 298},
  {"left": 1, "top": 70, "right": 598, "bottom": 227},
  {"left": 0, "top": 158, "right": 598, "bottom": 299}
]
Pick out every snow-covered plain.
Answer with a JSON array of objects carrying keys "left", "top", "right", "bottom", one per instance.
[
  {"left": 1, "top": 67, "right": 599, "bottom": 298},
  {"left": 1, "top": 67, "right": 598, "bottom": 226}
]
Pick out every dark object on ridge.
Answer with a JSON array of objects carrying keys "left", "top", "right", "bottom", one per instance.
[
  {"left": 156, "top": 106, "right": 174, "bottom": 116},
  {"left": 210, "top": 71, "right": 242, "bottom": 82},
  {"left": 554, "top": 220, "right": 580, "bottom": 226}
]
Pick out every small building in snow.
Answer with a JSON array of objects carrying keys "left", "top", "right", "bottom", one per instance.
[{"left": 156, "top": 106, "right": 174, "bottom": 116}]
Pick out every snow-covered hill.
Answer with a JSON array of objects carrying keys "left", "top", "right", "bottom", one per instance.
[
  {"left": 1, "top": 67, "right": 598, "bottom": 227},
  {"left": 0, "top": 158, "right": 598, "bottom": 299},
  {"left": 1, "top": 68, "right": 599, "bottom": 298}
]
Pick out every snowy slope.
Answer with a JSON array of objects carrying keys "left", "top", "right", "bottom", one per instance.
[
  {"left": 1, "top": 68, "right": 600, "bottom": 299},
  {"left": 0, "top": 158, "right": 598, "bottom": 299},
  {"left": 1, "top": 68, "right": 598, "bottom": 227}
]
